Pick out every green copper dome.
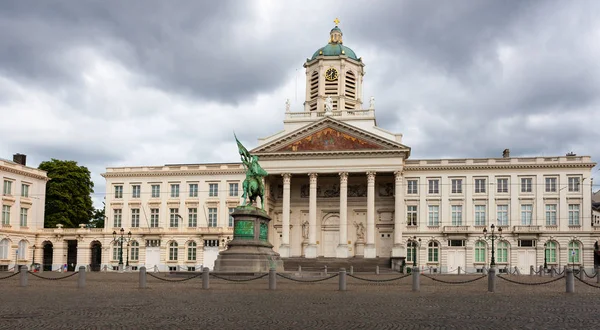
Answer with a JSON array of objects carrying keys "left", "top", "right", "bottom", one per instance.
[{"left": 310, "top": 25, "right": 359, "bottom": 61}]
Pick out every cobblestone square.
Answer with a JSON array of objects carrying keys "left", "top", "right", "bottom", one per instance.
[{"left": 1, "top": 272, "right": 600, "bottom": 329}]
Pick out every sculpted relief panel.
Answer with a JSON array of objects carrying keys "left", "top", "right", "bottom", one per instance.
[{"left": 276, "top": 128, "right": 382, "bottom": 152}]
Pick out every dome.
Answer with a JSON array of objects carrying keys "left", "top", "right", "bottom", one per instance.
[{"left": 310, "top": 25, "right": 359, "bottom": 61}]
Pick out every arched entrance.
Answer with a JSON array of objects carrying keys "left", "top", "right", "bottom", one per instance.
[
  {"left": 321, "top": 214, "right": 339, "bottom": 258},
  {"left": 42, "top": 241, "right": 53, "bottom": 271},
  {"left": 90, "top": 241, "right": 102, "bottom": 271}
]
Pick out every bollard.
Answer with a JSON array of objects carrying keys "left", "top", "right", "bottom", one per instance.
[
  {"left": 298, "top": 265, "right": 301, "bottom": 274},
  {"left": 596, "top": 267, "right": 600, "bottom": 284},
  {"left": 339, "top": 268, "right": 347, "bottom": 291},
  {"left": 269, "top": 268, "right": 276, "bottom": 290},
  {"left": 324, "top": 265, "right": 328, "bottom": 276},
  {"left": 538, "top": 265, "right": 543, "bottom": 277},
  {"left": 350, "top": 265, "right": 354, "bottom": 275},
  {"left": 488, "top": 267, "right": 496, "bottom": 293},
  {"left": 550, "top": 266, "right": 555, "bottom": 278},
  {"left": 566, "top": 268, "right": 574, "bottom": 293},
  {"left": 457, "top": 266, "right": 461, "bottom": 275},
  {"left": 578, "top": 266, "right": 584, "bottom": 280},
  {"left": 202, "top": 267, "right": 210, "bottom": 290},
  {"left": 529, "top": 266, "right": 534, "bottom": 276},
  {"left": 19, "top": 265, "right": 28, "bottom": 287},
  {"left": 139, "top": 266, "right": 147, "bottom": 289},
  {"left": 412, "top": 267, "right": 420, "bottom": 292},
  {"left": 78, "top": 266, "right": 86, "bottom": 289},
  {"left": 376, "top": 265, "right": 379, "bottom": 275}
]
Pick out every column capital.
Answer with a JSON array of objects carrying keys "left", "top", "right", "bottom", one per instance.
[
  {"left": 394, "top": 171, "right": 403, "bottom": 183},
  {"left": 339, "top": 172, "right": 349, "bottom": 183},
  {"left": 366, "top": 171, "right": 376, "bottom": 181},
  {"left": 282, "top": 173, "right": 292, "bottom": 183},
  {"left": 309, "top": 173, "right": 318, "bottom": 184}
]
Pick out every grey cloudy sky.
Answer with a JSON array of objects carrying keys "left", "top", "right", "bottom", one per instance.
[{"left": 1, "top": 0, "right": 599, "bottom": 207}]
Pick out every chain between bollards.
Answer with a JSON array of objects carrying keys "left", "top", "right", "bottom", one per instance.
[
  {"left": 566, "top": 268, "right": 574, "bottom": 293},
  {"left": 78, "top": 266, "right": 86, "bottom": 288},
  {"left": 202, "top": 267, "right": 210, "bottom": 290},
  {"left": 412, "top": 267, "right": 420, "bottom": 292},
  {"left": 19, "top": 265, "right": 28, "bottom": 287},
  {"left": 269, "top": 268, "right": 276, "bottom": 290},
  {"left": 339, "top": 268, "right": 347, "bottom": 291}
]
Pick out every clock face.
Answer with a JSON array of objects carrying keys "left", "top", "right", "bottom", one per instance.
[{"left": 325, "top": 68, "right": 338, "bottom": 81}]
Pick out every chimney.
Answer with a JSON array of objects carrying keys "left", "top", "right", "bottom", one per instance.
[
  {"left": 12, "top": 153, "right": 26, "bottom": 166},
  {"left": 502, "top": 149, "right": 510, "bottom": 158}
]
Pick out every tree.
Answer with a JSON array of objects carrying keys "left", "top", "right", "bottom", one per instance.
[
  {"left": 89, "top": 203, "right": 105, "bottom": 228},
  {"left": 39, "top": 159, "right": 95, "bottom": 228}
]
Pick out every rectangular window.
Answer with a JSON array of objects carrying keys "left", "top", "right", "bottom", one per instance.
[
  {"left": 474, "top": 205, "right": 486, "bottom": 226},
  {"left": 114, "top": 185, "right": 123, "bottom": 199},
  {"left": 428, "top": 245, "right": 439, "bottom": 263},
  {"left": 428, "top": 205, "right": 439, "bottom": 226},
  {"left": 151, "top": 185, "right": 160, "bottom": 198},
  {"left": 521, "top": 204, "right": 533, "bottom": 225},
  {"left": 521, "top": 178, "right": 532, "bottom": 193},
  {"left": 497, "top": 205, "right": 509, "bottom": 226},
  {"left": 407, "top": 205, "right": 418, "bottom": 226},
  {"left": 113, "top": 246, "right": 122, "bottom": 261},
  {"left": 229, "top": 183, "right": 239, "bottom": 197},
  {"left": 131, "top": 209, "right": 140, "bottom": 228},
  {"left": 545, "top": 177, "right": 557, "bottom": 193},
  {"left": 209, "top": 183, "right": 219, "bottom": 197},
  {"left": 113, "top": 209, "right": 122, "bottom": 227},
  {"left": 497, "top": 178, "right": 508, "bottom": 193},
  {"left": 428, "top": 179, "right": 439, "bottom": 194},
  {"left": 170, "top": 184, "right": 180, "bottom": 198},
  {"left": 568, "top": 177, "right": 580, "bottom": 192},
  {"left": 451, "top": 205, "right": 462, "bottom": 226},
  {"left": 130, "top": 244, "right": 139, "bottom": 261},
  {"left": 208, "top": 208, "right": 218, "bottom": 227},
  {"left": 474, "top": 179, "right": 486, "bottom": 193},
  {"left": 21, "top": 184, "right": 29, "bottom": 197},
  {"left": 150, "top": 209, "right": 159, "bottom": 227},
  {"left": 169, "top": 208, "right": 179, "bottom": 227},
  {"left": 132, "top": 185, "right": 141, "bottom": 199},
  {"left": 1, "top": 205, "right": 10, "bottom": 225},
  {"left": 19, "top": 208, "right": 27, "bottom": 227},
  {"left": 228, "top": 207, "right": 235, "bottom": 227},
  {"left": 3, "top": 180, "right": 12, "bottom": 195},
  {"left": 451, "top": 179, "right": 462, "bottom": 194},
  {"left": 568, "top": 204, "right": 580, "bottom": 226},
  {"left": 189, "top": 184, "right": 198, "bottom": 197},
  {"left": 407, "top": 180, "right": 418, "bottom": 194},
  {"left": 188, "top": 208, "right": 197, "bottom": 227},
  {"left": 545, "top": 204, "right": 557, "bottom": 226},
  {"left": 187, "top": 244, "right": 197, "bottom": 261}
]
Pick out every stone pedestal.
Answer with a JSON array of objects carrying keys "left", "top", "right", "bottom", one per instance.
[
  {"left": 364, "top": 244, "right": 376, "bottom": 258},
  {"left": 336, "top": 244, "right": 349, "bottom": 258},
  {"left": 392, "top": 244, "right": 406, "bottom": 258},
  {"left": 214, "top": 207, "right": 284, "bottom": 272},
  {"left": 355, "top": 239, "right": 365, "bottom": 257},
  {"left": 278, "top": 244, "right": 291, "bottom": 258}
]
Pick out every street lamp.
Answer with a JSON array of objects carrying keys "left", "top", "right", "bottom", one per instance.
[
  {"left": 483, "top": 223, "right": 503, "bottom": 268},
  {"left": 543, "top": 243, "right": 548, "bottom": 271},
  {"left": 407, "top": 236, "right": 421, "bottom": 267},
  {"left": 32, "top": 244, "right": 36, "bottom": 266},
  {"left": 112, "top": 228, "right": 132, "bottom": 270}
]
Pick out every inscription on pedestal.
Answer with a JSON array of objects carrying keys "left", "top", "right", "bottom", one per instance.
[{"left": 234, "top": 220, "right": 254, "bottom": 239}]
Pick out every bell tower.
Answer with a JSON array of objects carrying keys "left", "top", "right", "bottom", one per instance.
[{"left": 304, "top": 19, "right": 365, "bottom": 112}]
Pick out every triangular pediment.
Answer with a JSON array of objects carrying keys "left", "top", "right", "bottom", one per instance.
[{"left": 251, "top": 117, "right": 410, "bottom": 156}]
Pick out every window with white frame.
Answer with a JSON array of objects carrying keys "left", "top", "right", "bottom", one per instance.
[
  {"left": 229, "top": 183, "right": 239, "bottom": 197},
  {"left": 132, "top": 185, "right": 140, "bottom": 198},
  {"left": 474, "top": 178, "right": 486, "bottom": 193},
  {"left": 169, "top": 208, "right": 179, "bottom": 227},
  {"left": 187, "top": 241, "right": 197, "bottom": 261},
  {"left": 130, "top": 241, "right": 139, "bottom": 261},
  {"left": 18, "top": 240, "right": 27, "bottom": 259},
  {"left": 113, "top": 209, "right": 122, "bottom": 227},
  {"left": 3, "top": 180, "right": 12, "bottom": 195},
  {"left": 209, "top": 183, "right": 219, "bottom": 197},
  {"left": 150, "top": 208, "right": 159, "bottom": 227},
  {"left": 428, "top": 179, "right": 439, "bottom": 194},
  {"left": 474, "top": 205, "right": 486, "bottom": 226},
  {"left": 545, "top": 177, "right": 557, "bottom": 192},
  {"left": 568, "top": 177, "right": 580, "bottom": 192},
  {"left": 545, "top": 204, "right": 557, "bottom": 226},
  {"left": 19, "top": 208, "right": 27, "bottom": 227},
  {"left": 131, "top": 209, "right": 140, "bottom": 227},
  {"left": 189, "top": 183, "right": 198, "bottom": 197},
  {"left": 497, "top": 241, "right": 508, "bottom": 263},
  {"left": 427, "top": 205, "right": 439, "bottom": 226},
  {"left": 497, "top": 178, "right": 508, "bottom": 193},
  {"left": 545, "top": 241, "right": 557, "bottom": 263},
  {"left": 0, "top": 238, "right": 9, "bottom": 259},
  {"left": 169, "top": 242, "right": 178, "bottom": 261},
  {"left": 451, "top": 205, "right": 462, "bottom": 226},
  {"left": 228, "top": 208, "right": 235, "bottom": 227},
  {"left": 520, "top": 204, "right": 533, "bottom": 225},
  {"left": 151, "top": 184, "right": 160, "bottom": 198},
  {"left": 497, "top": 205, "right": 509, "bottom": 226},
  {"left": 2, "top": 205, "right": 10, "bottom": 225},
  {"left": 568, "top": 204, "right": 580, "bottom": 225},
  {"left": 428, "top": 241, "right": 439, "bottom": 262},
  {"left": 568, "top": 241, "right": 580, "bottom": 263},
  {"left": 114, "top": 185, "right": 123, "bottom": 199},
  {"left": 451, "top": 179, "right": 462, "bottom": 194},
  {"left": 521, "top": 178, "right": 532, "bottom": 193},
  {"left": 112, "top": 244, "right": 122, "bottom": 261},
  {"left": 188, "top": 208, "right": 197, "bottom": 227},
  {"left": 170, "top": 184, "right": 180, "bottom": 198},
  {"left": 208, "top": 207, "right": 218, "bottom": 227},
  {"left": 475, "top": 241, "right": 486, "bottom": 263},
  {"left": 21, "top": 184, "right": 29, "bottom": 197},
  {"left": 406, "top": 241, "right": 418, "bottom": 263},
  {"left": 407, "top": 180, "right": 418, "bottom": 194},
  {"left": 407, "top": 205, "right": 417, "bottom": 226}
]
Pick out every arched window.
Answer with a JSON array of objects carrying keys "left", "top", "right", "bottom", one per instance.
[
  {"left": 18, "top": 240, "right": 27, "bottom": 260},
  {"left": 497, "top": 241, "right": 509, "bottom": 263},
  {"left": 545, "top": 241, "right": 557, "bottom": 263},
  {"left": 428, "top": 241, "right": 439, "bottom": 263},
  {"left": 187, "top": 241, "right": 197, "bottom": 261},
  {"left": 169, "top": 242, "right": 178, "bottom": 261},
  {"left": 344, "top": 71, "right": 356, "bottom": 109},
  {"left": 0, "top": 239, "right": 9, "bottom": 259},
  {"left": 568, "top": 241, "right": 580, "bottom": 263},
  {"left": 475, "top": 241, "right": 486, "bottom": 263},
  {"left": 112, "top": 242, "right": 122, "bottom": 261},
  {"left": 130, "top": 241, "right": 139, "bottom": 261}
]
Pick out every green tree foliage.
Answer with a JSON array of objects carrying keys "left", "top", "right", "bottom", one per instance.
[
  {"left": 89, "top": 203, "right": 105, "bottom": 228},
  {"left": 39, "top": 159, "right": 95, "bottom": 228}
]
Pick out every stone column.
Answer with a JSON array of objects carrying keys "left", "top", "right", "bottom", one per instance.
[
  {"left": 279, "top": 173, "right": 292, "bottom": 258},
  {"left": 305, "top": 173, "right": 318, "bottom": 258},
  {"left": 336, "top": 172, "right": 349, "bottom": 258},
  {"left": 365, "top": 172, "right": 377, "bottom": 258},
  {"left": 392, "top": 171, "right": 406, "bottom": 257}
]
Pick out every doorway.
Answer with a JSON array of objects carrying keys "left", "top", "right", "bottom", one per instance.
[
  {"left": 66, "top": 240, "right": 78, "bottom": 271},
  {"left": 90, "top": 241, "right": 102, "bottom": 271},
  {"left": 42, "top": 241, "right": 53, "bottom": 271}
]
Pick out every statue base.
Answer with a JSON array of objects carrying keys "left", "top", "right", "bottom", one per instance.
[
  {"left": 214, "top": 206, "right": 284, "bottom": 272},
  {"left": 354, "top": 239, "right": 365, "bottom": 257}
]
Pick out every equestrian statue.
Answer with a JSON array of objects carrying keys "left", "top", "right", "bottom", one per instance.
[{"left": 235, "top": 134, "right": 268, "bottom": 209}]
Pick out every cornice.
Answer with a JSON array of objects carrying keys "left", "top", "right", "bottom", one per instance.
[
  {"left": 256, "top": 149, "right": 408, "bottom": 159},
  {"left": 404, "top": 163, "right": 596, "bottom": 171},
  {"left": 102, "top": 169, "right": 246, "bottom": 178},
  {"left": 0, "top": 165, "right": 49, "bottom": 181}
]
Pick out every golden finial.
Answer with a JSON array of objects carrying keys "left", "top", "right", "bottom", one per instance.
[{"left": 333, "top": 18, "right": 340, "bottom": 26}]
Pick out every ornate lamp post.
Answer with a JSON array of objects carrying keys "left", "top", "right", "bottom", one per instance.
[
  {"left": 483, "top": 224, "right": 502, "bottom": 268},
  {"left": 112, "top": 228, "right": 132, "bottom": 270},
  {"left": 407, "top": 236, "right": 421, "bottom": 267},
  {"left": 31, "top": 244, "right": 36, "bottom": 268},
  {"left": 543, "top": 243, "right": 548, "bottom": 271}
]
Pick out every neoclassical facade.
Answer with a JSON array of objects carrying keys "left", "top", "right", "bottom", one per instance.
[{"left": 1, "top": 24, "right": 598, "bottom": 272}]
